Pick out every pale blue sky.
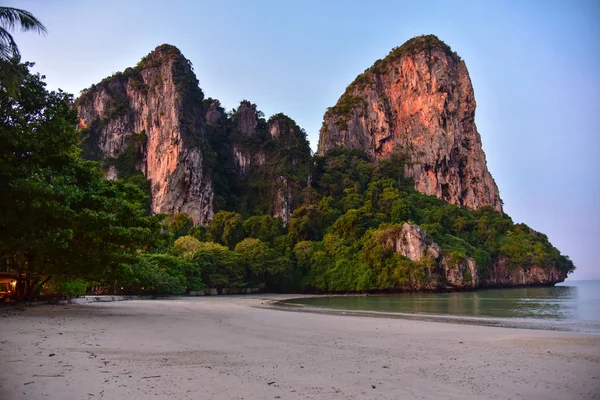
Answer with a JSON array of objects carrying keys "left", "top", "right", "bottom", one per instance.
[{"left": 8, "top": 0, "right": 599, "bottom": 280}]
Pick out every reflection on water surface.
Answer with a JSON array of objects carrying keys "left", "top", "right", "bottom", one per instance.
[{"left": 282, "top": 281, "right": 600, "bottom": 332}]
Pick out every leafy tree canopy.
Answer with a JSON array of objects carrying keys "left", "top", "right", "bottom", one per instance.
[{"left": 0, "top": 63, "right": 160, "bottom": 299}]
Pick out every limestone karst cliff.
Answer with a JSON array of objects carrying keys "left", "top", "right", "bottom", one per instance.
[
  {"left": 318, "top": 35, "right": 502, "bottom": 212},
  {"left": 77, "top": 44, "right": 213, "bottom": 224},
  {"left": 77, "top": 46, "right": 311, "bottom": 225},
  {"left": 74, "top": 39, "right": 572, "bottom": 291}
]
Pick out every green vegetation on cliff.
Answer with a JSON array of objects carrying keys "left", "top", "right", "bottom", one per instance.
[
  {"left": 1, "top": 57, "right": 574, "bottom": 300},
  {"left": 72, "top": 136, "right": 575, "bottom": 294},
  {"left": 203, "top": 99, "right": 312, "bottom": 218}
]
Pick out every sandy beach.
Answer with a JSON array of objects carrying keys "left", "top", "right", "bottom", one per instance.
[{"left": 1, "top": 295, "right": 599, "bottom": 400}]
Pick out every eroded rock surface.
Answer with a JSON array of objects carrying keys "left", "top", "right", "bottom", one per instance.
[
  {"left": 318, "top": 35, "right": 502, "bottom": 212},
  {"left": 379, "top": 223, "right": 566, "bottom": 289},
  {"left": 77, "top": 44, "right": 213, "bottom": 224},
  {"left": 382, "top": 223, "right": 441, "bottom": 262}
]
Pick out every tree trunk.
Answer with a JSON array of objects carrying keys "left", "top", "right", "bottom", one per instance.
[{"left": 27, "top": 275, "right": 52, "bottom": 301}]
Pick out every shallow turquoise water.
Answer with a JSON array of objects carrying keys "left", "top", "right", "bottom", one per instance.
[{"left": 282, "top": 280, "right": 600, "bottom": 333}]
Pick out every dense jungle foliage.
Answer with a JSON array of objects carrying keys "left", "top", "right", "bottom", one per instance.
[{"left": 0, "top": 63, "right": 574, "bottom": 300}]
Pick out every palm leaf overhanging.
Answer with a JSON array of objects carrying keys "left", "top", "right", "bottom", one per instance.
[{"left": 0, "top": 7, "right": 46, "bottom": 61}]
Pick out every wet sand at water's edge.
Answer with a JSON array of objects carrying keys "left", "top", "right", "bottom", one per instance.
[{"left": 1, "top": 295, "right": 599, "bottom": 400}]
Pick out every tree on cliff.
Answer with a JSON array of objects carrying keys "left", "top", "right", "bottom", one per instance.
[
  {"left": 0, "top": 7, "right": 46, "bottom": 95},
  {"left": 0, "top": 63, "right": 159, "bottom": 300}
]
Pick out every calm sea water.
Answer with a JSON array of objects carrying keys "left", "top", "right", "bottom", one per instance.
[{"left": 282, "top": 280, "right": 600, "bottom": 333}]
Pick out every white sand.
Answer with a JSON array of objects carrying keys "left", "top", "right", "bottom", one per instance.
[{"left": 0, "top": 295, "right": 599, "bottom": 400}]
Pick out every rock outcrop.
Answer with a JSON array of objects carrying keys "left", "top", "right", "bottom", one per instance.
[
  {"left": 231, "top": 101, "right": 266, "bottom": 175},
  {"left": 205, "top": 100, "right": 223, "bottom": 126},
  {"left": 382, "top": 223, "right": 441, "bottom": 263},
  {"left": 227, "top": 104, "right": 312, "bottom": 224},
  {"left": 77, "top": 44, "right": 214, "bottom": 224},
  {"left": 234, "top": 100, "right": 259, "bottom": 135},
  {"left": 318, "top": 35, "right": 502, "bottom": 212},
  {"left": 379, "top": 223, "right": 566, "bottom": 289},
  {"left": 440, "top": 255, "right": 479, "bottom": 289},
  {"left": 273, "top": 176, "right": 292, "bottom": 223},
  {"left": 485, "top": 257, "right": 567, "bottom": 287}
]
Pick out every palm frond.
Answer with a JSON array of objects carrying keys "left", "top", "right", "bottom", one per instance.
[
  {"left": 0, "top": 7, "right": 46, "bottom": 35},
  {"left": 0, "top": 7, "right": 45, "bottom": 95},
  {"left": 0, "top": 27, "right": 19, "bottom": 60}
]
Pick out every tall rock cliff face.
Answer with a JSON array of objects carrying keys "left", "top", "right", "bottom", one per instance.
[
  {"left": 77, "top": 44, "right": 214, "bottom": 224},
  {"left": 224, "top": 101, "right": 312, "bottom": 224},
  {"left": 318, "top": 35, "right": 502, "bottom": 212}
]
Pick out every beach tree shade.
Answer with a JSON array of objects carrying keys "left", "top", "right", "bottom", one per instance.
[{"left": 0, "top": 62, "right": 159, "bottom": 300}]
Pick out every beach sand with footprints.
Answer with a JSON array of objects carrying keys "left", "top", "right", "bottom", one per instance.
[{"left": 1, "top": 295, "right": 599, "bottom": 400}]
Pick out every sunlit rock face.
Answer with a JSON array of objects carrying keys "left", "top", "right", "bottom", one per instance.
[
  {"left": 77, "top": 44, "right": 214, "bottom": 224},
  {"left": 318, "top": 35, "right": 502, "bottom": 212}
]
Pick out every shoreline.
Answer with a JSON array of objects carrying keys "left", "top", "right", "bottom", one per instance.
[
  {"left": 1, "top": 279, "right": 573, "bottom": 306},
  {"left": 4, "top": 288, "right": 597, "bottom": 334},
  {"left": 266, "top": 298, "right": 600, "bottom": 334}
]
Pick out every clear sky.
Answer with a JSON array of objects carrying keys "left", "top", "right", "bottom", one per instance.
[{"left": 7, "top": 0, "right": 599, "bottom": 280}]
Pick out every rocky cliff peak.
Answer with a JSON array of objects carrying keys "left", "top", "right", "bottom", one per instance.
[
  {"left": 268, "top": 114, "right": 298, "bottom": 142},
  {"left": 234, "top": 100, "right": 259, "bottom": 134},
  {"left": 138, "top": 43, "right": 186, "bottom": 66},
  {"left": 204, "top": 98, "right": 224, "bottom": 126},
  {"left": 317, "top": 34, "right": 502, "bottom": 212},
  {"left": 77, "top": 44, "right": 214, "bottom": 225}
]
